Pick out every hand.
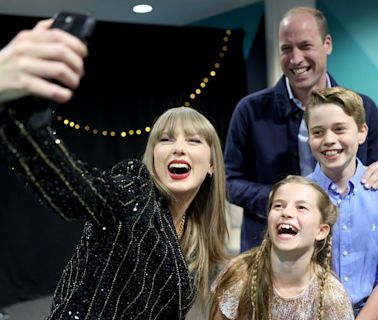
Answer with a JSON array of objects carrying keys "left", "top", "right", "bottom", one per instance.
[
  {"left": 361, "top": 161, "right": 378, "bottom": 189},
  {"left": 0, "top": 19, "right": 88, "bottom": 104}
]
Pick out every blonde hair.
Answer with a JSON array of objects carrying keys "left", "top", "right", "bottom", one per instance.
[
  {"left": 281, "top": 7, "right": 329, "bottom": 42},
  {"left": 212, "top": 176, "right": 338, "bottom": 320},
  {"left": 143, "top": 106, "right": 229, "bottom": 301},
  {"left": 305, "top": 86, "right": 366, "bottom": 130}
]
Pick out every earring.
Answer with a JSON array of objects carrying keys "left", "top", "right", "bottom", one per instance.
[{"left": 207, "top": 172, "right": 213, "bottom": 178}]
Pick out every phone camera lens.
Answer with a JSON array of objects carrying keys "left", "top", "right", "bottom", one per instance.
[{"left": 64, "top": 16, "right": 73, "bottom": 24}]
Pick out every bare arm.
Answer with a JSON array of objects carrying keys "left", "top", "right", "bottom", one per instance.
[{"left": 356, "top": 286, "right": 378, "bottom": 320}]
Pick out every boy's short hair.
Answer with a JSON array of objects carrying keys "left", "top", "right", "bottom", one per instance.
[{"left": 305, "top": 86, "right": 366, "bottom": 129}]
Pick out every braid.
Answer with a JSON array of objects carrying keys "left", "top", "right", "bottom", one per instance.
[
  {"left": 317, "top": 234, "right": 333, "bottom": 320},
  {"left": 250, "top": 238, "right": 268, "bottom": 320},
  {"left": 250, "top": 246, "right": 261, "bottom": 320}
]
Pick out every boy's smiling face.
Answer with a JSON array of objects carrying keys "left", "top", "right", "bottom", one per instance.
[{"left": 307, "top": 103, "right": 368, "bottom": 180}]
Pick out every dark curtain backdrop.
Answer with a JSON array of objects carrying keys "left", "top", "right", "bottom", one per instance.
[{"left": 0, "top": 14, "right": 247, "bottom": 307}]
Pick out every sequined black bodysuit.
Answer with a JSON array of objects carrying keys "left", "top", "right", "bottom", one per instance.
[{"left": 0, "top": 107, "right": 196, "bottom": 319}]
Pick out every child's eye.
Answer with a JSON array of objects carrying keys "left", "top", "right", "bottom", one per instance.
[
  {"left": 311, "top": 130, "right": 323, "bottom": 137},
  {"left": 335, "top": 127, "right": 346, "bottom": 133},
  {"left": 273, "top": 203, "right": 283, "bottom": 209}
]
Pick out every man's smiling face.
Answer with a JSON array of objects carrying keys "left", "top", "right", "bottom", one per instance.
[{"left": 279, "top": 12, "right": 332, "bottom": 97}]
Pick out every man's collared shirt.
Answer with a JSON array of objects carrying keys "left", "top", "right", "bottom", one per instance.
[
  {"left": 285, "top": 75, "right": 331, "bottom": 176},
  {"left": 308, "top": 159, "right": 378, "bottom": 304}
]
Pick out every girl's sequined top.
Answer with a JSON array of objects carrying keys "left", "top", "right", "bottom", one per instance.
[
  {"left": 0, "top": 106, "right": 196, "bottom": 320},
  {"left": 211, "top": 257, "right": 354, "bottom": 320}
]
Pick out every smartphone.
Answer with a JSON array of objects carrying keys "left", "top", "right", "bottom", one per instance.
[
  {"left": 8, "top": 12, "right": 97, "bottom": 129},
  {"left": 51, "top": 11, "right": 96, "bottom": 44}
]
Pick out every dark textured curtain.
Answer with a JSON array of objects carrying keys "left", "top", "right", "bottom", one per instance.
[{"left": 0, "top": 14, "right": 247, "bottom": 307}]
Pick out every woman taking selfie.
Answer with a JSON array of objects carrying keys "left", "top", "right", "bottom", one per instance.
[{"left": 0, "top": 19, "right": 228, "bottom": 319}]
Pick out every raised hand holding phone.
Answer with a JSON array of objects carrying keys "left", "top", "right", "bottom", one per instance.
[
  {"left": 48, "top": 12, "right": 96, "bottom": 92},
  {"left": 0, "top": 13, "right": 95, "bottom": 128}
]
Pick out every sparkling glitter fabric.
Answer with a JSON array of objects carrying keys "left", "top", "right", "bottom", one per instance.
[
  {"left": 0, "top": 107, "right": 196, "bottom": 319},
  {"left": 212, "top": 260, "right": 354, "bottom": 319}
]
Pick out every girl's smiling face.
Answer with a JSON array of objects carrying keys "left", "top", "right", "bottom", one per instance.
[{"left": 268, "top": 182, "right": 330, "bottom": 255}]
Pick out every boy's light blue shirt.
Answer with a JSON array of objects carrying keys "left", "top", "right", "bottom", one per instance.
[{"left": 307, "top": 158, "right": 378, "bottom": 304}]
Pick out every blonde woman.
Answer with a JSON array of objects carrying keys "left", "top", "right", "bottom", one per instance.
[
  {"left": 0, "top": 20, "right": 228, "bottom": 320},
  {"left": 211, "top": 176, "right": 353, "bottom": 320}
]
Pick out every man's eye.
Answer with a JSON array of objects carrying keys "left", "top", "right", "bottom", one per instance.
[
  {"left": 281, "top": 47, "right": 290, "bottom": 53},
  {"left": 301, "top": 43, "right": 312, "bottom": 50}
]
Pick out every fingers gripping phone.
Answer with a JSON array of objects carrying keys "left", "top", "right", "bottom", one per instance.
[
  {"left": 51, "top": 11, "right": 96, "bottom": 44},
  {"left": 19, "top": 12, "right": 96, "bottom": 129}
]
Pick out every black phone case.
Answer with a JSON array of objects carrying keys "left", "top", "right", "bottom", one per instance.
[
  {"left": 4, "top": 12, "right": 96, "bottom": 129},
  {"left": 51, "top": 11, "right": 96, "bottom": 44}
]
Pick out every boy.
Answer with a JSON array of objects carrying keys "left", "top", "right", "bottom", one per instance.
[{"left": 305, "top": 86, "right": 378, "bottom": 318}]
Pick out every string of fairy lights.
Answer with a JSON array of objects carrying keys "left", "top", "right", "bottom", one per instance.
[{"left": 56, "top": 29, "right": 233, "bottom": 140}]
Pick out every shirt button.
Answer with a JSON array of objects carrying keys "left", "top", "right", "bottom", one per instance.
[
  {"left": 342, "top": 225, "right": 348, "bottom": 230},
  {"left": 344, "top": 276, "right": 349, "bottom": 282},
  {"left": 343, "top": 250, "right": 348, "bottom": 256}
]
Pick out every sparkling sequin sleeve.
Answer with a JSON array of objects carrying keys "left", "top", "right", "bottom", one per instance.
[
  {"left": 211, "top": 257, "right": 245, "bottom": 320},
  {"left": 323, "top": 274, "right": 355, "bottom": 320},
  {"left": 0, "top": 105, "right": 147, "bottom": 226}
]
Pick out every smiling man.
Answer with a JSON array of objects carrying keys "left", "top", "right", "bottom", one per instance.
[{"left": 224, "top": 6, "right": 378, "bottom": 252}]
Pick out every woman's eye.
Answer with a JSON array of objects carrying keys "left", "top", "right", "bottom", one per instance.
[
  {"left": 188, "top": 137, "right": 202, "bottom": 143},
  {"left": 159, "top": 136, "right": 171, "bottom": 142}
]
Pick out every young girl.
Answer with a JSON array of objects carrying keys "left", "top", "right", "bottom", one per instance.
[{"left": 211, "top": 175, "right": 354, "bottom": 320}]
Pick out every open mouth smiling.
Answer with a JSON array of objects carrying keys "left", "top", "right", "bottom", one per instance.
[
  {"left": 168, "top": 161, "right": 191, "bottom": 175},
  {"left": 291, "top": 66, "right": 310, "bottom": 75},
  {"left": 321, "top": 149, "right": 342, "bottom": 157},
  {"left": 277, "top": 223, "right": 299, "bottom": 236}
]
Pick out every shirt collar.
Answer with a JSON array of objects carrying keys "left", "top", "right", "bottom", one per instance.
[
  {"left": 285, "top": 74, "right": 332, "bottom": 109},
  {"left": 312, "top": 158, "right": 365, "bottom": 196}
]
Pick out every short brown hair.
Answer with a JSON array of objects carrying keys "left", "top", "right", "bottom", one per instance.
[{"left": 305, "top": 86, "right": 366, "bottom": 129}]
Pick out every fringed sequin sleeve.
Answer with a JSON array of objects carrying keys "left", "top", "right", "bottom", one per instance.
[
  {"left": 0, "top": 105, "right": 141, "bottom": 227},
  {"left": 323, "top": 274, "right": 355, "bottom": 320},
  {"left": 211, "top": 257, "right": 245, "bottom": 320}
]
